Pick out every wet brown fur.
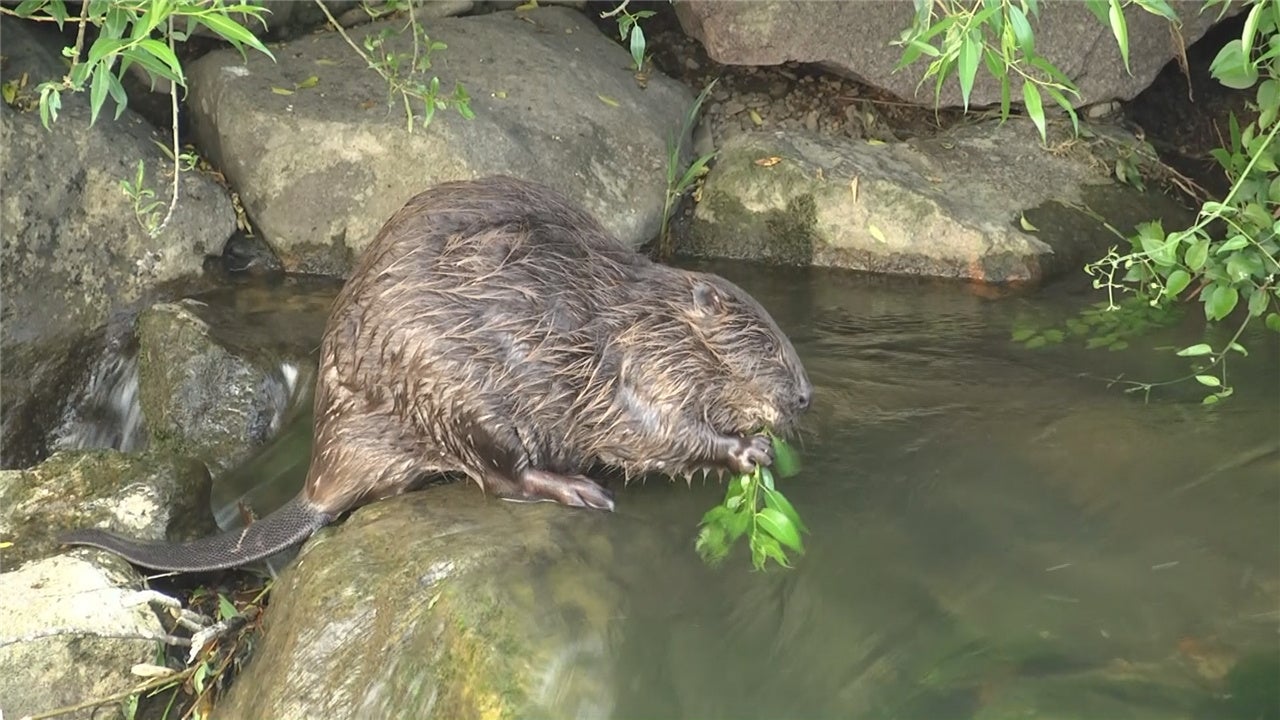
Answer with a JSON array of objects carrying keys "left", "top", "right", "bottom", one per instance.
[
  {"left": 58, "top": 175, "right": 812, "bottom": 571},
  {"left": 304, "top": 175, "right": 812, "bottom": 514}
]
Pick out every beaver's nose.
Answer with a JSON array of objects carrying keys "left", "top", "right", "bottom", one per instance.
[{"left": 797, "top": 383, "right": 813, "bottom": 411}]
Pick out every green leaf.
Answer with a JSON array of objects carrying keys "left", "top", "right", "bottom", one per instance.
[
  {"left": 107, "top": 70, "right": 129, "bottom": 120},
  {"left": 1248, "top": 286, "right": 1270, "bottom": 316},
  {"left": 1022, "top": 82, "right": 1046, "bottom": 143},
  {"left": 1241, "top": 1, "right": 1264, "bottom": 58},
  {"left": 1043, "top": 84, "right": 1079, "bottom": 136},
  {"left": 1008, "top": 5, "right": 1034, "bottom": 55},
  {"left": 195, "top": 10, "right": 276, "bottom": 61},
  {"left": 753, "top": 533, "right": 793, "bottom": 569},
  {"left": 87, "top": 37, "right": 131, "bottom": 68},
  {"left": 217, "top": 594, "right": 238, "bottom": 621},
  {"left": 1202, "top": 393, "right": 1221, "bottom": 405},
  {"left": 1195, "top": 374, "right": 1222, "bottom": 387},
  {"left": 88, "top": 63, "right": 110, "bottom": 126},
  {"left": 629, "top": 22, "right": 646, "bottom": 70},
  {"left": 958, "top": 30, "right": 981, "bottom": 110},
  {"left": 770, "top": 435, "right": 802, "bottom": 478},
  {"left": 1205, "top": 283, "right": 1240, "bottom": 321},
  {"left": 137, "top": 39, "right": 186, "bottom": 84},
  {"left": 1218, "top": 235, "right": 1251, "bottom": 254},
  {"left": 1164, "top": 269, "right": 1191, "bottom": 297},
  {"left": 1176, "top": 343, "right": 1213, "bottom": 357},
  {"left": 1210, "top": 39, "right": 1260, "bottom": 89},
  {"left": 763, "top": 487, "right": 810, "bottom": 535},
  {"left": 756, "top": 508, "right": 804, "bottom": 554},
  {"left": 1108, "top": 0, "right": 1131, "bottom": 73},
  {"left": 1266, "top": 312, "right": 1280, "bottom": 333},
  {"left": 1185, "top": 237, "right": 1210, "bottom": 270}
]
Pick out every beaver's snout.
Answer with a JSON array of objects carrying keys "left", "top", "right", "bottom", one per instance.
[{"left": 796, "top": 383, "right": 812, "bottom": 412}]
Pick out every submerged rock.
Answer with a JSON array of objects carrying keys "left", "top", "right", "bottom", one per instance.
[
  {"left": 674, "top": 0, "right": 1231, "bottom": 109},
  {"left": 683, "top": 119, "right": 1191, "bottom": 284},
  {"left": 186, "top": 6, "right": 695, "bottom": 275},
  {"left": 216, "top": 482, "right": 624, "bottom": 720},
  {"left": 0, "top": 553, "right": 174, "bottom": 720}
]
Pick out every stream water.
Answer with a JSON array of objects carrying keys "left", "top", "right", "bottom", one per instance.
[{"left": 52, "top": 262, "right": 1279, "bottom": 719}]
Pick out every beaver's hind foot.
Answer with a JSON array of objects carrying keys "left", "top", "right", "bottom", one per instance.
[{"left": 497, "top": 469, "right": 616, "bottom": 512}]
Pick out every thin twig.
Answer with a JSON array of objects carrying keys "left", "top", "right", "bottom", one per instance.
[
  {"left": 149, "top": 15, "right": 182, "bottom": 237},
  {"left": 18, "top": 665, "right": 195, "bottom": 720},
  {"left": 599, "top": 0, "right": 630, "bottom": 19},
  {"left": 0, "top": 626, "right": 190, "bottom": 649}
]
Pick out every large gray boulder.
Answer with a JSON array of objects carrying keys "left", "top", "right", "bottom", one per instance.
[
  {"left": 674, "top": 0, "right": 1231, "bottom": 109},
  {"left": 682, "top": 119, "right": 1192, "bottom": 284},
  {"left": 0, "top": 19, "right": 237, "bottom": 345},
  {"left": 215, "top": 483, "right": 624, "bottom": 720},
  {"left": 186, "top": 6, "right": 696, "bottom": 275}
]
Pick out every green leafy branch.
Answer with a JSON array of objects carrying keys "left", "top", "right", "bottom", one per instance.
[
  {"left": 2, "top": 0, "right": 274, "bottom": 237},
  {"left": 313, "top": 0, "right": 474, "bottom": 133},
  {"left": 696, "top": 434, "right": 809, "bottom": 571}
]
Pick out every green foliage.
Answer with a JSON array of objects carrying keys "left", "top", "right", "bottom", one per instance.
[
  {"left": 892, "top": 0, "right": 1177, "bottom": 144},
  {"left": 696, "top": 434, "right": 809, "bottom": 571},
  {"left": 606, "top": 3, "right": 656, "bottom": 73},
  {"left": 897, "top": 0, "right": 1280, "bottom": 404},
  {"left": 325, "top": 0, "right": 475, "bottom": 132},
  {"left": 659, "top": 79, "right": 717, "bottom": 258},
  {"left": 5, "top": 0, "right": 273, "bottom": 131}
]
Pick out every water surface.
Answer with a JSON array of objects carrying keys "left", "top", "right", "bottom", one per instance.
[{"left": 86, "top": 263, "right": 1277, "bottom": 719}]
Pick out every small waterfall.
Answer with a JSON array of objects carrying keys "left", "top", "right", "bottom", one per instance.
[
  {"left": 50, "top": 342, "right": 311, "bottom": 459},
  {"left": 50, "top": 338, "right": 147, "bottom": 455}
]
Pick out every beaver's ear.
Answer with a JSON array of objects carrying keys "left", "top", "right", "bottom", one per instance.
[{"left": 691, "top": 281, "right": 725, "bottom": 316}]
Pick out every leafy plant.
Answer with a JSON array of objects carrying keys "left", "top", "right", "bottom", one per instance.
[
  {"left": 2, "top": 0, "right": 274, "bottom": 237},
  {"left": 896, "top": 0, "right": 1279, "bottom": 404},
  {"left": 659, "top": 78, "right": 718, "bottom": 258},
  {"left": 696, "top": 434, "right": 809, "bottom": 571},
  {"left": 314, "top": 0, "right": 474, "bottom": 133},
  {"left": 602, "top": 1, "right": 655, "bottom": 73},
  {"left": 892, "top": 0, "right": 1178, "bottom": 143}
]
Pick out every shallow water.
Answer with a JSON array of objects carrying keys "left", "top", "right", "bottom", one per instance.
[
  {"left": 599, "top": 262, "right": 1279, "bottom": 720},
  {"left": 68, "top": 263, "right": 1278, "bottom": 719}
]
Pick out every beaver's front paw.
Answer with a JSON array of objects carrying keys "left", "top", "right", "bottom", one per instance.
[{"left": 726, "top": 434, "right": 774, "bottom": 475}]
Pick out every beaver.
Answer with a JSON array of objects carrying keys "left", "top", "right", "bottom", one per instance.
[{"left": 60, "top": 175, "right": 812, "bottom": 572}]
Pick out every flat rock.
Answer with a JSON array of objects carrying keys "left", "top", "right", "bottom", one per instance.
[
  {"left": 0, "top": 449, "right": 216, "bottom": 568},
  {"left": 0, "top": 553, "right": 171, "bottom": 720},
  {"left": 675, "top": 0, "right": 1230, "bottom": 109},
  {"left": 682, "top": 120, "right": 1192, "bottom": 284},
  {"left": 186, "top": 6, "right": 695, "bottom": 275}
]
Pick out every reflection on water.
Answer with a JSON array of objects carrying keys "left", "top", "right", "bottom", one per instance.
[{"left": 107, "top": 264, "right": 1276, "bottom": 719}]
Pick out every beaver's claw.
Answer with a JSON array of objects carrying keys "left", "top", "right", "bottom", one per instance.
[{"left": 726, "top": 434, "right": 774, "bottom": 475}]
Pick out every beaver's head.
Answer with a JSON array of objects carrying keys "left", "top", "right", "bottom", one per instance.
[{"left": 681, "top": 273, "right": 812, "bottom": 438}]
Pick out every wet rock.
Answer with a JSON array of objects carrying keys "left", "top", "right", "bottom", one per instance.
[
  {"left": 186, "top": 6, "right": 695, "bottom": 275},
  {"left": 1, "top": 18, "right": 237, "bottom": 464},
  {"left": 0, "top": 449, "right": 215, "bottom": 569},
  {"left": 682, "top": 119, "right": 1192, "bottom": 284},
  {"left": 0, "top": 553, "right": 174, "bottom": 720},
  {"left": 674, "top": 1, "right": 1232, "bottom": 109},
  {"left": 0, "top": 329, "right": 106, "bottom": 470},
  {"left": 216, "top": 483, "right": 624, "bottom": 720},
  {"left": 137, "top": 300, "right": 312, "bottom": 477}
]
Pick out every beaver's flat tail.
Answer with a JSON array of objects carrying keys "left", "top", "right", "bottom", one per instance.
[{"left": 59, "top": 494, "right": 334, "bottom": 572}]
